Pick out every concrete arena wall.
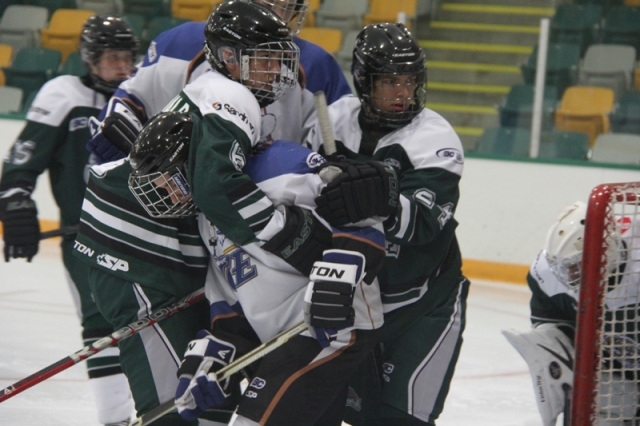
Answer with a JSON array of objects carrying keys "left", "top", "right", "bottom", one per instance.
[{"left": 2, "top": 117, "right": 640, "bottom": 283}]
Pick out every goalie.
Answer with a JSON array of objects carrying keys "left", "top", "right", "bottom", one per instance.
[{"left": 503, "top": 201, "right": 640, "bottom": 425}]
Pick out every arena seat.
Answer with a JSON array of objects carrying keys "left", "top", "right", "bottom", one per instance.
[
  {"left": 40, "top": 9, "right": 95, "bottom": 63},
  {"left": 555, "top": 86, "right": 615, "bottom": 147}
]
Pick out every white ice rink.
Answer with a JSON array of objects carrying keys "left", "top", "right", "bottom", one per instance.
[{"left": 0, "top": 239, "right": 545, "bottom": 425}]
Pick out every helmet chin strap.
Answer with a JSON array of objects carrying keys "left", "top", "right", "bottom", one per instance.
[{"left": 82, "top": 68, "right": 125, "bottom": 97}]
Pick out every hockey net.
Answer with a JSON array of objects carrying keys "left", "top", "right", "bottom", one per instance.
[{"left": 572, "top": 182, "right": 640, "bottom": 425}]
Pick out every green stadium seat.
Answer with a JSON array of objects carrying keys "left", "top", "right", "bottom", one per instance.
[
  {"left": 20, "top": 88, "right": 37, "bottom": 114},
  {"left": 499, "top": 84, "right": 558, "bottom": 130},
  {"left": 122, "top": 0, "right": 170, "bottom": 23},
  {"left": 474, "top": 127, "right": 531, "bottom": 157},
  {"left": 521, "top": 43, "right": 581, "bottom": 98},
  {"left": 140, "top": 16, "right": 189, "bottom": 52},
  {"left": 3, "top": 47, "right": 60, "bottom": 100},
  {"left": 123, "top": 14, "right": 145, "bottom": 42},
  {"left": 475, "top": 127, "right": 589, "bottom": 160},
  {"left": 59, "top": 51, "right": 85, "bottom": 77},
  {"left": 601, "top": 6, "right": 640, "bottom": 57},
  {"left": 610, "top": 90, "right": 640, "bottom": 134},
  {"left": 550, "top": 4, "right": 602, "bottom": 56},
  {"left": 539, "top": 131, "right": 589, "bottom": 160}
]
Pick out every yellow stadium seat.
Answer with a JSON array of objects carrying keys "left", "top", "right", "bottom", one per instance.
[
  {"left": 0, "top": 43, "right": 12, "bottom": 86},
  {"left": 303, "top": 0, "right": 321, "bottom": 28},
  {"left": 555, "top": 86, "right": 615, "bottom": 147},
  {"left": 364, "top": 0, "right": 417, "bottom": 29},
  {"left": 40, "top": 9, "right": 95, "bottom": 63},
  {"left": 172, "top": 0, "right": 221, "bottom": 22},
  {"left": 624, "top": 0, "right": 640, "bottom": 6},
  {"left": 0, "top": 43, "right": 12, "bottom": 67},
  {"left": 298, "top": 27, "right": 343, "bottom": 56},
  {"left": 635, "top": 66, "right": 640, "bottom": 90}
]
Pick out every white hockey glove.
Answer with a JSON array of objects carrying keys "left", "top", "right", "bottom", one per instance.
[
  {"left": 175, "top": 330, "right": 236, "bottom": 421},
  {"left": 87, "top": 97, "right": 144, "bottom": 164},
  {"left": 303, "top": 249, "right": 364, "bottom": 348},
  {"left": 502, "top": 324, "right": 574, "bottom": 426}
]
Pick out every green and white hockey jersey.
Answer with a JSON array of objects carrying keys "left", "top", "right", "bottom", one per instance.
[
  {"left": 73, "top": 159, "right": 208, "bottom": 296},
  {"left": 1, "top": 75, "right": 106, "bottom": 227},
  {"left": 306, "top": 96, "right": 465, "bottom": 311},
  {"left": 161, "top": 71, "right": 275, "bottom": 246}
]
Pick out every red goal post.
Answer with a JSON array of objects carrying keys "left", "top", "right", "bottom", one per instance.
[{"left": 572, "top": 182, "right": 640, "bottom": 425}]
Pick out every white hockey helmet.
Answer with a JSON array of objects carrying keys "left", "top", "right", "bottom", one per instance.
[{"left": 543, "top": 201, "right": 587, "bottom": 289}]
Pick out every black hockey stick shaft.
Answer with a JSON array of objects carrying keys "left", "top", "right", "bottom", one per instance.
[
  {"left": 39, "top": 224, "right": 79, "bottom": 240},
  {"left": 129, "top": 321, "right": 309, "bottom": 426},
  {"left": 0, "top": 288, "right": 205, "bottom": 403}
]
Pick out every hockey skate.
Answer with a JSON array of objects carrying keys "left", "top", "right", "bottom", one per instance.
[{"left": 502, "top": 324, "right": 574, "bottom": 426}]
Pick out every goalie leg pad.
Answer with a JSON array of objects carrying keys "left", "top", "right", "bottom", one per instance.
[{"left": 502, "top": 324, "right": 574, "bottom": 426}]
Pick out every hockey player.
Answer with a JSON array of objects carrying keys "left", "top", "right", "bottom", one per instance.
[
  {"left": 72, "top": 3, "right": 308, "bottom": 425},
  {"left": 127, "top": 110, "right": 386, "bottom": 426},
  {"left": 86, "top": 0, "right": 351, "bottom": 165},
  {"left": 502, "top": 201, "right": 640, "bottom": 425},
  {"left": 73, "top": 147, "right": 220, "bottom": 426},
  {"left": 0, "top": 16, "right": 137, "bottom": 425},
  {"left": 305, "top": 23, "right": 469, "bottom": 426}
]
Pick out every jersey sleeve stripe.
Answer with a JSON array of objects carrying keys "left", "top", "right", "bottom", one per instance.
[{"left": 388, "top": 195, "right": 414, "bottom": 240}]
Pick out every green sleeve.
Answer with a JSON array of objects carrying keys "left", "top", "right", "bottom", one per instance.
[
  {"left": 385, "top": 166, "right": 461, "bottom": 246},
  {"left": 1, "top": 121, "right": 64, "bottom": 190},
  {"left": 189, "top": 114, "right": 274, "bottom": 246}
]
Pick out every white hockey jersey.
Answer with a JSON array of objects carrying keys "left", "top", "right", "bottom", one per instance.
[
  {"left": 199, "top": 141, "right": 384, "bottom": 342},
  {"left": 112, "top": 22, "right": 348, "bottom": 146},
  {"left": 305, "top": 96, "right": 465, "bottom": 311}
]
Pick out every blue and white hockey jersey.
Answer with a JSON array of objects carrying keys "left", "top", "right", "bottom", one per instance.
[
  {"left": 199, "top": 141, "right": 384, "bottom": 342},
  {"left": 105, "top": 22, "right": 350, "bottom": 147}
]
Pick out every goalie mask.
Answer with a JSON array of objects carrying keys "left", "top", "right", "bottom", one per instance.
[
  {"left": 204, "top": 0, "right": 300, "bottom": 108},
  {"left": 80, "top": 15, "right": 138, "bottom": 95},
  {"left": 128, "top": 112, "right": 197, "bottom": 218},
  {"left": 352, "top": 23, "right": 427, "bottom": 130},
  {"left": 253, "top": 0, "right": 309, "bottom": 35},
  {"left": 544, "top": 202, "right": 587, "bottom": 289}
]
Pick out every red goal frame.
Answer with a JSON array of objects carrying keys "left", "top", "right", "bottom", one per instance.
[{"left": 572, "top": 182, "right": 640, "bottom": 425}]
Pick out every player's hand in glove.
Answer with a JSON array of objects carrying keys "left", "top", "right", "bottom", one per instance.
[
  {"left": 0, "top": 189, "right": 39, "bottom": 262},
  {"left": 315, "top": 159, "right": 399, "bottom": 227},
  {"left": 303, "top": 249, "right": 365, "bottom": 347},
  {"left": 175, "top": 330, "right": 236, "bottom": 421},
  {"left": 262, "top": 205, "right": 332, "bottom": 276},
  {"left": 87, "top": 97, "right": 144, "bottom": 164}
]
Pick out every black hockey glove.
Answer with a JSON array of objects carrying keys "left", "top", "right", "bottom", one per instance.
[
  {"left": 0, "top": 191, "right": 40, "bottom": 262},
  {"left": 262, "top": 205, "right": 332, "bottom": 276},
  {"left": 315, "top": 159, "right": 399, "bottom": 227},
  {"left": 303, "top": 250, "right": 364, "bottom": 347}
]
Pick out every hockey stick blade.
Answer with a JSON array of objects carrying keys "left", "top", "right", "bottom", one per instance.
[
  {"left": 129, "top": 321, "right": 309, "bottom": 426},
  {"left": 0, "top": 288, "right": 205, "bottom": 403},
  {"left": 39, "top": 224, "right": 80, "bottom": 240},
  {"left": 313, "top": 91, "right": 336, "bottom": 156}
]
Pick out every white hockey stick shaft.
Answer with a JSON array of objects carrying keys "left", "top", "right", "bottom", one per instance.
[
  {"left": 129, "top": 321, "right": 309, "bottom": 426},
  {"left": 0, "top": 288, "right": 205, "bottom": 403},
  {"left": 313, "top": 91, "right": 336, "bottom": 156}
]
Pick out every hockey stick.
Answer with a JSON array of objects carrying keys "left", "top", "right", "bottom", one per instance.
[
  {"left": 0, "top": 288, "right": 205, "bottom": 403},
  {"left": 39, "top": 224, "right": 79, "bottom": 240},
  {"left": 129, "top": 320, "right": 309, "bottom": 426},
  {"left": 313, "top": 91, "right": 337, "bottom": 156}
]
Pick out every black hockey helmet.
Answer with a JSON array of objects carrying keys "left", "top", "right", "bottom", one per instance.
[
  {"left": 80, "top": 15, "right": 139, "bottom": 94},
  {"left": 352, "top": 23, "right": 427, "bottom": 129},
  {"left": 128, "top": 112, "right": 197, "bottom": 218},
  {"left": 204, "top": 0, "right": 299, "bottom": 107},
  {"left": 252, "top": 0, "right": 309, "bottom": 35}
]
